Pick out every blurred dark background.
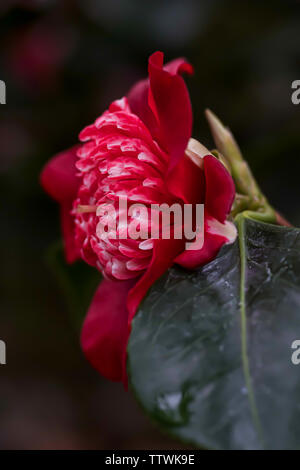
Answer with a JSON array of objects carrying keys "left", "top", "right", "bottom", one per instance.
[{"left": 0, "top": 0, "right": 299, "bottom": 450}]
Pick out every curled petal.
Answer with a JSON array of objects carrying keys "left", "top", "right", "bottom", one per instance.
[
  {"left": 128, "top": 51, "right": 193, "bottom": 170},
  {"left": 175, "top": 215, "right": 237, "bottom": 269},
  {"left": 203, "top": 155, "right": 235, "bottom": 223},
  {"left": 163, "top": 58, "right": 194, "bottom": 76}
]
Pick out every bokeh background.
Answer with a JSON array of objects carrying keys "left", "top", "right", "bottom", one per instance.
[{"left": 0, "top": 0, "right": 299, "bottom": 450}]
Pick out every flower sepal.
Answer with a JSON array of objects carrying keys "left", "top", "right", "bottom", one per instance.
[{"left": 205, "top": 109, "right": 278, "bottom": 225}]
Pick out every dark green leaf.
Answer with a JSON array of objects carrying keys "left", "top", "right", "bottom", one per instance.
[
  {"left": 128, "top": 217, "right": 300, "bottom": 450},
  {"left": 46, "top": 241, "right": 101, "bottom": 330}
]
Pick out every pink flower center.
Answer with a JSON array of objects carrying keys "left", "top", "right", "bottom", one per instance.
[{"left": 74, "top": 97, "right": 176, "bottom": 280}]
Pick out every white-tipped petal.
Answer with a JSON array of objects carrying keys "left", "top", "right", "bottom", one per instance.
[
  {"left": 207, "top": 217, "right": 237, "bottom": 244},
  {"left": 185, "top": 138, "right": 213, "bottom": 168}
]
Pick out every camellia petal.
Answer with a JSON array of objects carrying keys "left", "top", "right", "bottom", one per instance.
[
  {"left": 128, "top": 51, "right": 193, "bottom": 170},
  {"left": 166, "top": 154, "right": 205, "bottom": 205},
  {"left": 127, "top": 79, "right": 159, "bottom": 144},
  {"left": 40, "top": 146, "right": 81, "bottom": 262},
  {"left": 148, "top": 51, "right": 193, "bottom": 170},
  {"left": 81, "top": 278, "right": 136, "bottom": 382},
  {"left": 174, "top": 155, "right": 236, "bottom": 269},
  {"left": 175, "top": 215, "right": 237, "bottom": 269},
  {"left": 127, "top": 237, "right": 186, "bottom": 323},
  {"left": 60, "top": 203, "right": 80, "bottom": 264},
  {"left": 203, "top": 154, "right": 235, "bottom": 223},
  {"left": 40, "top": 146, "right": 80, "bottom": 203}
]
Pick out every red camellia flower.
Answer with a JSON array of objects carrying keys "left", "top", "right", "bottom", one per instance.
[{"left": 41, "top": 51, "right": 236, "bottom": 384}]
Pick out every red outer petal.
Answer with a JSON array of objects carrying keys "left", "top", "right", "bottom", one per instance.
[
  {"left": 167, "top": 155, "right": 205, "bottom": 204},
  {"left": 40, "top": 145, "right": 81, "bottom": 263},
  {"left": 60, "top": 203, "right": 79, "bottom": 264},
  {"left": 203, "top": 155, "right": 235, "bottom": 223},
  {"left": 127, "top": 80, "right": 159, "bottom": 143},
  {"left": 148, "top": 51, "right": 193, "bottom": 169},
  {"left": 175, "top": 223, "right": 228, "bottom": 270},
  {"left": 40, "top": 145, "right": 80, "bottom": 203},
  {"left": 81, "top": 278, "right": 136, "bottom": 383},
  {"left": 127, "top": 51, "right": 193, "bottom": 170},
  {"left": 175, "top": 157, "right": 236, "bottom": 269},
  {"left": 127, "top": 238, "right": 185, "bottom": 323},
  {"left": 82, "top": 239, "right": 185, "bottom": 385}
]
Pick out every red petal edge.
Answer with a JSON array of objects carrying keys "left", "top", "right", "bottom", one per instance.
[
  {"left": 175, "top": 219, "right": 229, "bottom": 269},
  {"left": 203, "top": 155, "right": 235, "bottom": 223},
  {"left": 81, "top": 278, "right": 136, "bottom": 383},
  {"left": 40, "top": 145, "right": 81, "bottom": 263}
]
